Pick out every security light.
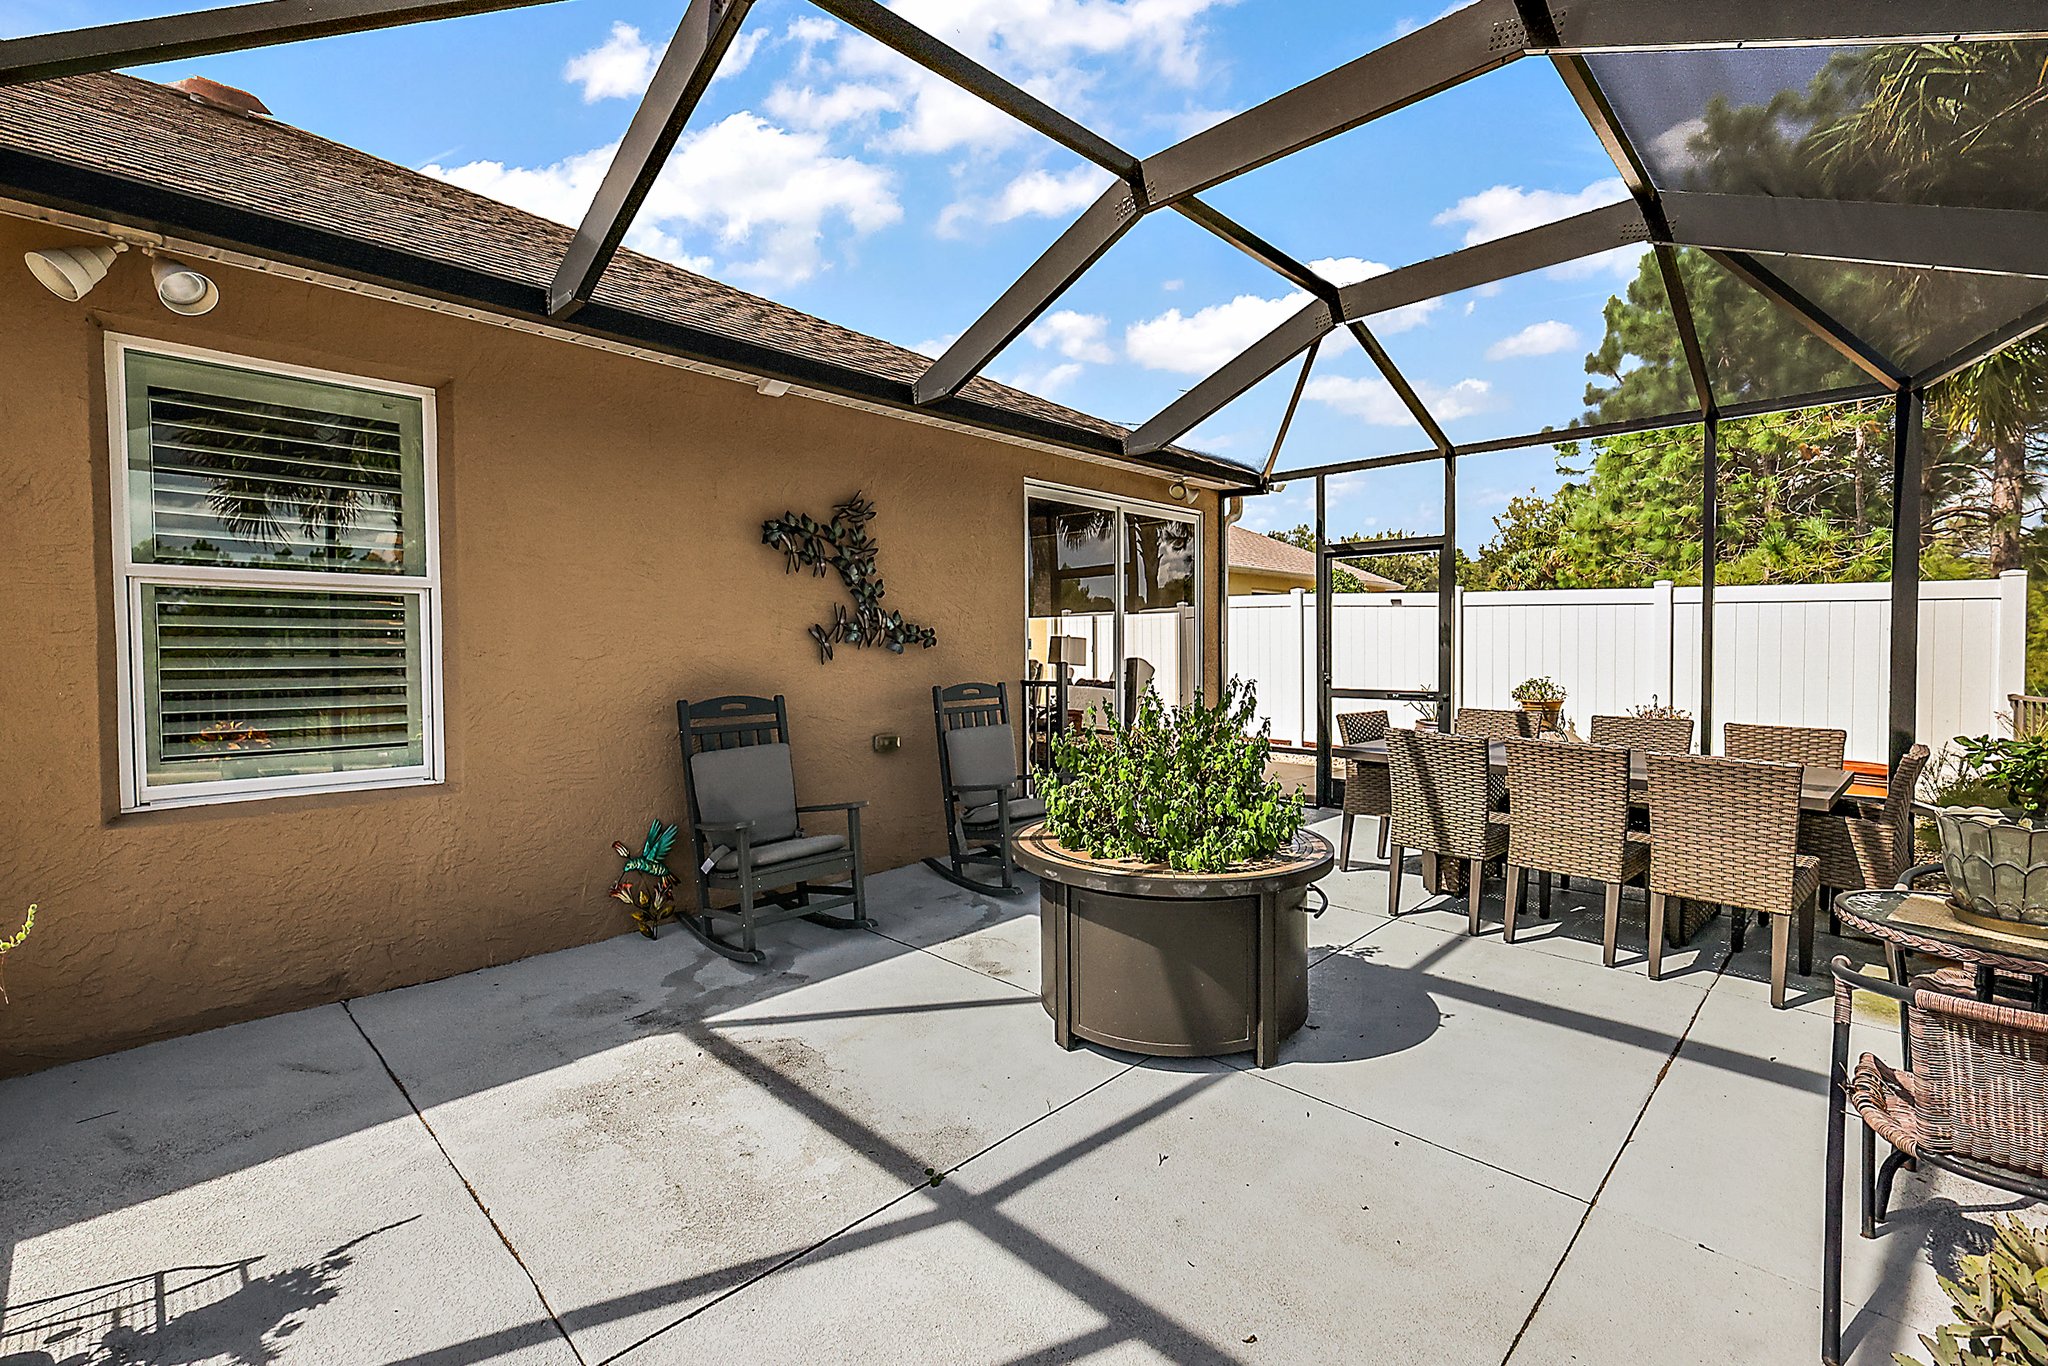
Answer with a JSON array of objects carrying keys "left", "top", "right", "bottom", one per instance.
[
  {"left": 24, "top": 243, "right": 122, "bottom": 301},
  {"left": 151, "top": 256, "right": 218, "bottom": 315}
]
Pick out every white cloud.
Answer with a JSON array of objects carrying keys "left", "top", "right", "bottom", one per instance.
[
  {"left": 1309, "top": 256, "right": 1440, "bottom": 334},
  {"left": 565, "top": 22, "right": 659, "bottom": 103},
  {"left": 1126, "top": 292, "right": 1309, "bottom": 374},
  {"left": 716, "top": 29, "right": 770, "bottom": 82},
  {"left": 1433, "top": 177, "right": 1630, "bottom": 246},
  {"left": 1485, "top": 319, "right": 1581, "bottom": 361},
  {"left": 886, "top": 0, "right": 1233, "bottom": 86},
  {"left": 912, "top": 332, "right": 961, "bottom": 358},
  {"left": 939, "top": 163, "right": 1114, "bottom": 236},
  {"left": 1648, "top": 117, "right": 1709, "bottom": 174},
  {"left": 1305, "top": 374, "right": 1493, "bottom": 426},
  {"left": 424, "top": 112, "right": 900, "bottom": 286},
  {"left": 763, "top": 81, "right": 901, "bottom": 132},
  {"left": 1028, "top": 309, "right": 1115, "bottom": 363},
  {"left": 1002, "top": 360, "right": 1086, "bottom": 397}
]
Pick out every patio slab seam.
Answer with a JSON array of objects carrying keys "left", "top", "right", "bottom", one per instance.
[
  {"left": 339, "top": 997, "right": 588, "bottom": 1366},
  {"left": 1500, "top": 951, "right": 1726, "bottom": 1364}
]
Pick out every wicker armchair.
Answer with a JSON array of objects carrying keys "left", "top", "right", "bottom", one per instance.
[
  {"left": 1723, "top": 721, "right": 1847, "bottom": 770},
  {"left": 2013, "top": 692, "right": 2048, "bottom": 738},
  {"left": 1387, "top": 728, "right": 1507, "bottom": 935},
  {"left": 1822, "top": 956, "right": 2048, "bottom": 1365},
  {"left": 1337, "top": 710, "right": 1392, "bottom": 870},
  {"left": 1502, "top": 738, "right": 1650, "bottom": 965},
  {"left": 1644, "top": 752, "right": 1820, "bottom": 1007},
  {"left": 1588, "top": 713, "right": 1694, "bottom": 754},
  {"left": 1455, "top": 707, "right": 1533, "bottom": 741},
  {"left": 1798, "top": 744, "right": 1930, "bottom": 895}
]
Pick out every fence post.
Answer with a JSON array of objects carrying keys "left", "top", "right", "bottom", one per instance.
[
  {"left": 1292, "top": 587, "right": 1310, "bottom": 748},
  {"left": 1652, "top": 579, "right": 1676, "bottom": 707},
  {"left": 1998, "top": 569, "right": 2029, "bottom": 713}
]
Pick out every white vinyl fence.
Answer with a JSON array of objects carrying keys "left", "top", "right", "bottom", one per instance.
[{"left": 1230, "top": 572, "right": 2029, "bottom": 764}]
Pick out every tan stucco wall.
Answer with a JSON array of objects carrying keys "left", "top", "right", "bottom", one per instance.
[{"left": 0, "top": 216, "right": 1222, "bottom": 1075}]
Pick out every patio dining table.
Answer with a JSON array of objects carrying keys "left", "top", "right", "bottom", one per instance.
[{"left": 1333, "top": 739, "right": 1856, "bottom": 813}]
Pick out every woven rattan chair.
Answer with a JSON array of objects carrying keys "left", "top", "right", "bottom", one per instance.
[
  {"left": 1822, "top": 956, "right": 2048, "bottom": 1365},
  {"left": 1588, "top": 713, "right": 1694, "bottom": 754},
  {"left": 1454, "top": 707, "right": 1533, "bottom": 741},
  {"left": 1799, "top": 744, "right": 1930, "bottom": 895},
  {"left": 1723, "top": 721, "right": 1847, "bottom": 770},
  {"left": 1387, "top": 728, "right": 1507, "bottom": 935},
  {"left": 1502, "top": 738, "right": 1650, "bottom": 965},
  {"left": 1644, "top": 752, "right": 1820, "bottom": 1007},
  {"left": 2013, "top": 692, "right": 2048, "bottom": 738},
  {"left": 1337, "top": 710, "right": 1392, "bottom": 870}
]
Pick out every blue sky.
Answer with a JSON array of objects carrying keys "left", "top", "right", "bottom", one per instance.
[{"left": 7, "top": 0, "right": 1680, "bottom": 548}]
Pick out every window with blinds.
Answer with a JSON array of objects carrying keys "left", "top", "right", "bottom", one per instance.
[{"left": 114, "top": 342, "right": 439, "bottom": 808}]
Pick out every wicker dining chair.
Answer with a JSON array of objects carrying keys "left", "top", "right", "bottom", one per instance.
[
  {"left": 1502, "top": 738, "right": 1650, "bottom": 965},
  {"left": 1723, "top": 721, "right": 1847, "bottom": 770},
  {"left": 1644, "top": 752, "right": 1820, "bottom": 1007},
  {"left": 1822, "top": 956, "right": 2048, "bottom": 1365},
  {"left": 1799, "top": 744, "right": 1930, "bottom": 895},
  {"left": 1588, "top": 713, "right": 1694, "bottom": 754},
  {"left": 1387, "top": 728, "right": 1507, "bottom": 935},
  {"left": 1337, "top": 710, "right": 1392, "bottom": 870},
  {"left": 1455, "top": 707, "right": 1533, "bottom": 741}
]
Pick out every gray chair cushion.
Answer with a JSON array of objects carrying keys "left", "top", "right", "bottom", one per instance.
[
  {"left": 945, "top": 724, "right": 1018, "bottom": 793},
  {"left": 712, "top": 832, "right": 847, "bottom": 873},
  {"left": 691, "top": 742, "right": 800, "bottom": 844},
  {"left": 964, "top": 796, "right": 1047, "bottom": 827}
]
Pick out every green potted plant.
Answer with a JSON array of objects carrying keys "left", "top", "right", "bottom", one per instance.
[
  {"left": 1899, "top": 1213, "right": 2048, "bottom": 1365},
  {"left": 1936, "top": 733, "right": 2048, "bottom": 933},
  {"left": 1511, "top": 676, "right": 1567, "bottom": 733},
  {"left": 1015, "top": 679, "right": 1332, "bottom": 1067}
]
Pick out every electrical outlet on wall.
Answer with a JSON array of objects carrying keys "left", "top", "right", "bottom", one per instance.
[{"left": 873, "top": 734, "right": 902, "bottom": 754}]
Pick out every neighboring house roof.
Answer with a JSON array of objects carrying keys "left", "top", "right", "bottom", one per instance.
[
  {"left": 1227, "top": 526, "right": 1400, "bottom": 590},
  {"left": 0, "top": 73, "right": 1259, "bottom": 488}
]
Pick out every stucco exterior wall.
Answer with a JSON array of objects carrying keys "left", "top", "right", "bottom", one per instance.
[{"left": 0, "top": 216, "right": 1222, "bottom": 1075}]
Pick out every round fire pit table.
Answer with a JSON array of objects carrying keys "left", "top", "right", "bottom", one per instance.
[{"left": 1013, "top": 823, "right": 1335, "bottom": 1068}]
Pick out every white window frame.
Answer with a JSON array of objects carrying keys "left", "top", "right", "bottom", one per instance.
[
  {"left": 106, "top": 334, "right": 445, "bottom": 812},
  {"left": 1023, "top": 478, "right": 1205, "bottom": 718}
]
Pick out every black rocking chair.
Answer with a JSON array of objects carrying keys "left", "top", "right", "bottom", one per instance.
[
  {"left": 676, "top": 695, "right": 872, "bottom": 964},
  {"left": 925, "top": 681, "right": 1043, "bottom": 897}
]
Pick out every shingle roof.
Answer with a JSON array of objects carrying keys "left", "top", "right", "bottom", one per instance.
[
  {"left": 1227, "top": 526, "right": 1400, "bottom": 590},
  {"left": 0, "top": 73, "right": 1258, "bottom": 485}
]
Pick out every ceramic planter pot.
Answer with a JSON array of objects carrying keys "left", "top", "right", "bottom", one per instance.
[
  {"left": 1519, "top": 699, "right": 1563, "bottom": 733},
  {"left": 1936, "top": 806, "right": 2048, "bottom": 931}
]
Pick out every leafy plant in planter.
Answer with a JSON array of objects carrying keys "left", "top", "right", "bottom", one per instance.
[
  {"left": 1937, "top": 734, "right": 2048, "bottom": 929},
  {"left": 1628, "top": 696, "right": 1692, "bottom": 721},
  {"left": 1510, "top": 676, "right": 1567, "bottom": 705},
  {"left": 1040, "top": 679, "right": 1304, "bottom": 874},
  {"left": 1899, "top": 1213, "right": 2048, "bottom": 1365}
]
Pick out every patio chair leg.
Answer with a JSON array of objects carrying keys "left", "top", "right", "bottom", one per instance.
[
  {"left": 1886, "top": 943, "right": 1912, "bottom": 1069},
  {"left": 1340, "top": 814, "right": 1355, "bottom": 872},
  {"left": 1386, "top": 844, "right": 1405, "bottom": 918},
  {"left": 1798, "top": 896, "right": 1817, "bottom": 978},
  {"left": 1647, "top": 893, "right": 1667, "bottom": 980},
  {"left": 1466, "top": 859, "right": 1484, "bottom": 937},
  {"left": 1860, "top": 1121, "right": 1877, "bottom": 1239},
  {"left": 1730, "top": 900, "right": 1747, "bottom": 954},
  {"left": 1874, "top": 1147, "right": 1909, "bottom": 1227},
  {"left": 1539, "top": 869, "right": 1552, "bottom": 920},
  {"left": 1823, "top": 1015, "right": 1851, "bottom": 1366},
  {"left": 1602, "top": 881, "right": 1622, "bottom": 968},
  {"left": 1504, "top": 864, "right": 1523, "bottom": 943},
  {"left": 1378, "top": 818, "right": 1390, "bottom": 862},
  {"left": 1769, "top": 912, "right": 1792, "bottom": 1008}
]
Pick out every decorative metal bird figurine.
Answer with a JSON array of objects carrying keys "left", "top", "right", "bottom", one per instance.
[{"left": 609, "top": 822, "right": 679, "bottom": 939}]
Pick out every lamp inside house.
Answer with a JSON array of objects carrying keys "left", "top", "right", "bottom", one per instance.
[
  {"left": 24, "top": 243, "right": 121, "bottom": 301},
  {"left": 151, "top": 256, "right": 219, "bottom": 316},
  {"left": 1045, "top": 635, "right": 1088, "bottom": 675}
]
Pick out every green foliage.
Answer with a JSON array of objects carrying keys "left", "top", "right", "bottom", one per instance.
[
  {"left": 1510, "top": 676, "right": 1565, "bottom": 704},
  {"left": 1952, "top": 735, "right": 2048, "bottom": 821},
  {"left": 1269, "top": 526, "right": 1466, "bottom": 594},
  {"left": 1630, "top": 698, "right": 1691, "bottom": 721},
  {"left": 1039, "top": 679, "right": 1304, "bottom": 873},
  {"left": 0, "top": 902, "right": 31, "bottom": 956},
  {"left": 1900, "top": 1215, "right": 2048, "bottom": 1366}
]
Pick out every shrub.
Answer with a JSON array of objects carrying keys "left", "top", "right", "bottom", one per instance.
[
  {"left": 1040, "top": 679, "right": 1304, "bottom": 873},
  {"left": 1901, "top": 1214, "right": 2048, "bottom": 1365},
  {"left": 1951, "top": 734, "right": 2048, "bottom": 821}
]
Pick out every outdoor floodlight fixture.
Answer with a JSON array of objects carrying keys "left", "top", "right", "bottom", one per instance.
[
  {"left": 150, "top": 255, "right": 219, "bottom": 316},
  {"left": 756, "top": 377, "right": 791, "bottom": 398},
  {"left": 24, "top": 242, "right": 124, "bottom": 301}
]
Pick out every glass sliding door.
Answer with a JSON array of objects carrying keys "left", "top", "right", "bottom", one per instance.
[{"left": 1026, "top": 484, "right": 1201, "bottom": 726}]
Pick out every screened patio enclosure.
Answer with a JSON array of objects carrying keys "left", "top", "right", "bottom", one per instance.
[{"left": 3, "top": 0, "right": 2045, "bottom": 807}]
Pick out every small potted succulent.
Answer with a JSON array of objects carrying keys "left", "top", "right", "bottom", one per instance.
[
  {"left": 1935, "top": 733, "right": 2048, "bottom": 932},
  {"left": 1511, "top": 676, "right": 1568, "bottom": 733}
]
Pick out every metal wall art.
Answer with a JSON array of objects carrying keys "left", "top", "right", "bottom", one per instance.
[{"left": 762, "top": 491, "right": 938, "bottom": 662}]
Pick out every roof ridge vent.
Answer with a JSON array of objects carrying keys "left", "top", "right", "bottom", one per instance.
[{"left": 169, "top": 76, "right": 271, "bottom": 119}]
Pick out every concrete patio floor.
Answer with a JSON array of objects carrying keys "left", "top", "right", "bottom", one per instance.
[{"left": 1, "top": 811, "right": 2007, "bottom": 1365}]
